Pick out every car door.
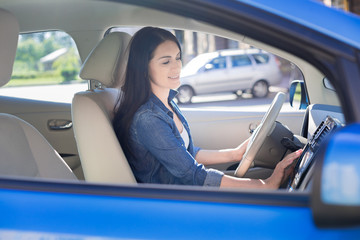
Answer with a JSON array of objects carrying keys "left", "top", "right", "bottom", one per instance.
[
  {"left": 227, "top": 54, "right": 256, "bottom": 90},
  {"left": 1, "top": 0, "right": 360, "bottom": 239},
  {"left": 194, "top": 56, "right": 229, "bottom": 94}
]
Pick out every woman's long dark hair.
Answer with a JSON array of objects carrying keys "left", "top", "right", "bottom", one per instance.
[{"left": 113, "top": 27, "right": 181, "bottom": 155}]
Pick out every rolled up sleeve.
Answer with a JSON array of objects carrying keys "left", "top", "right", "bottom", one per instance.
[{"left": 204, "top": 168, "right": 224, "bottom": 187}]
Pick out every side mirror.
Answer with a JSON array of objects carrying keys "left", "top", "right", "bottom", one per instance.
[
  {"left": 312, "top": 124, "right": 360, "bottom": 227},
  {"left": 204, "top": 63, "right": 214, "bottom": 71},
  {"left": 289, "top": 80, "right": 309, "bottom": 110},
  {"left": 323, "top": 77, "right": 335, "bottom": 91}
]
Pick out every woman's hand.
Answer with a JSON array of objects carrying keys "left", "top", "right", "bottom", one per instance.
[
  {"left": 220, "top": 149, "right": 303, "bottom": 189},
  {"left": 264, "top": 149, "right": 303, "bottom": 189},
  {"left": 231, "top": 137, "right": 250, "bottom": 162}
]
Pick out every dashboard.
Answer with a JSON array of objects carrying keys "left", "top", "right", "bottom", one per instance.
[{"left": 287, "top": 104, "right": 344, "bottom": 191}]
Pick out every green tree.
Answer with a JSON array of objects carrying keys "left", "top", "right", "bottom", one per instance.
[
  {"left": 11, "top": 31, "right": 81, "bottom": 84},
  {"left": 43, "top": 35, "right": 62, "bottom": 56},
  {"left": 15, "top": 38, "right": 44, "bottom": 71}
]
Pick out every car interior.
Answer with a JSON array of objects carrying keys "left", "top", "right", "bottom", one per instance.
[
  {"left": 0, "top": 0, "right": 345, "bottom": 192},
  {"left": 0, "top": 8, "right": 77, "bottom": 181}
]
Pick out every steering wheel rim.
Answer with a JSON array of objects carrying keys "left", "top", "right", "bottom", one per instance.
[{"left": 234, "top": 92, "right": 286, "bottom": 177}]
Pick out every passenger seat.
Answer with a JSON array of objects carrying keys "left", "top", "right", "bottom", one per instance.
[{"left": 0, "top": 8, "right": 77, "bottom": 180}]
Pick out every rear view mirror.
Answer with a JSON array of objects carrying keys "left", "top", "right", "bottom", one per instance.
[{"left": 289, "top": 80, "right": 308, "bottom": 110}]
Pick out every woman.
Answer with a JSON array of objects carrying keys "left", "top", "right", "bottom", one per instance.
[{"left": 113, "top": 26, "right": 302, "bottom": 189}]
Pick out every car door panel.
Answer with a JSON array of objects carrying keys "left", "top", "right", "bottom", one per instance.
[
  {"left": 1, "top": 179, "right": 358, "bottom": 239},
  {"left": 182, "top": 108, "right": 304, "bottom": 171},
  {"left": 195, "top": 56, "right": 229, "bottom": 94},
  {"left": 228, "top": 55, "right": 255, "bottom": 90},
  {"left": 195, "top": 69, "right": 230, "bottom": 94},
  {"left": 231, "top": 65, "right": 255, "bottom": 89},
  {"left": 0, "top": 96, "right": 82, "bottom": 179}
]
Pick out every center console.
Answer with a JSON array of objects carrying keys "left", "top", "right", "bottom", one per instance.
[{"left": 288, "top": 116, "right": 342, "bottom": 191}]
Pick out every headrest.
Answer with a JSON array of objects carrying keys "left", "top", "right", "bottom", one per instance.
[
  {"left": 0, "top": 9, "right": 19, "bottom": 87},
  {"left": 80, "top": 32, "right": 131, "bottom": 87}
]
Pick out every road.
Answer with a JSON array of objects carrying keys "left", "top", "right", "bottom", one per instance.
[
  {"left": 0, "top": 83, "right": 88, "bottom": 103},
  {"left": 177, "top": 83, "right": 293, "bottom": 111},
  {"left": 0, "top": 77, "right": 294, "bottom": 111}
]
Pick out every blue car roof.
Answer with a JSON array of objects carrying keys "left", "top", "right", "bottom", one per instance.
[{"left": 242, "top": 0, "right": 360, "bottom": 49}]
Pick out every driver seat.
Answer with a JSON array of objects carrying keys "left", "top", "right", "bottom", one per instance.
[{"left": 72, "top": 32, "right": 136, "bottom": 184}]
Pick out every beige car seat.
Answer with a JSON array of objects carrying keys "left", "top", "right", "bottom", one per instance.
[
  {"left": 72, "top": 32, "right": 136, "bottom": 184},
  {"left": 0, "top": 8, "right": 77, "bottom": 180}
]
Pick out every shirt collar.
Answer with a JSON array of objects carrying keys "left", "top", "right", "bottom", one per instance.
[
  {"left": 168, "top": 89, "right": 178, "bottom": 101},
  {"left": 150, "top": 89, "right": 178, "bottom": 117}
]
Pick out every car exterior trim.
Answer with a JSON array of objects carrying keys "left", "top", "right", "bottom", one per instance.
[{"left": 0, "top": 177, "right": 309, "bottom": 207}]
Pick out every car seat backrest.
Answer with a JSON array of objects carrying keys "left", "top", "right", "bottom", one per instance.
[
  {"left": 0, "top": 113, "right": 78, "bottom": 180},
  {"left": 0, "top": 8, "right": 77, "bottom": 180},
  {"left": 0, "top": 8, "right": 19, "bottom": 87},
  {"left": 72, "top": 32, "right": 136, "bottom": 184}
]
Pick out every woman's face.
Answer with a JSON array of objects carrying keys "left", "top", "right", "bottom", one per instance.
[{"left": 148, "top": 40, "right": 182, "bottom": 93}]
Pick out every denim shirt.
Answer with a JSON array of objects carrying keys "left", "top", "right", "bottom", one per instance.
[{"left": 127, "top": 90, "right": 224, "bottom": 186}]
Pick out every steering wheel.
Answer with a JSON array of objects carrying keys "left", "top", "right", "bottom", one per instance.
[{"left": 234, "top": 92, "right": 286, "bottom": 177}]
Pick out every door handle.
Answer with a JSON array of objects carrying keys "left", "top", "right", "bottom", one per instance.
[{"left": 48, "top": 119, "right": 73, "bottom": 130}]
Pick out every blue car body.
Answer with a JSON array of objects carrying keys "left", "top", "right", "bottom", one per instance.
[
  {"left": 0, "top": 180, "right": 358, "bottom": 239},
  {"left": 1, "top": 0, "right": 360, "bottom": 239}
]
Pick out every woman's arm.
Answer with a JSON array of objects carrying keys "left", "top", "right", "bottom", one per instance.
[{"left": 195, "top": 138, "right": 249, "bottom": 165}]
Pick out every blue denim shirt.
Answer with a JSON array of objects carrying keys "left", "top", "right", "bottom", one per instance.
[{"left": 127, "top": 90, "right": 224, "bottom": 186}]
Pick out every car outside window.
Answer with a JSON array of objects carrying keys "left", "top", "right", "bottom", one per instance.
[
  {"left": 231, "top": 55, "right": 252, "bottom": 67},
  {"left": 206, "top": 56, "right": 227, "bottom": 70},
  {"left": 110, "top": 27, "right": 303, "bottom": 109},
  {"left": 252, "top": 53, "right": 270, "bottom": 64},
  {"left": 0, "top": 31, "right": 87, "bottom": 103}
]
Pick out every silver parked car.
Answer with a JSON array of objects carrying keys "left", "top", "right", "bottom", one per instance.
[{"left": 177, "top": 49, "right": 282, "bottom": 103}]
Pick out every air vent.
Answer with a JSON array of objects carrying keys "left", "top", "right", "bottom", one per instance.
[{"left": 310, "top": 116, "right": 340, "bottom": 150}]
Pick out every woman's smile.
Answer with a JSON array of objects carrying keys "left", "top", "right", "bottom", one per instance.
[{"left": 168, "top": 75, "right": 180, "bottom": 80}]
